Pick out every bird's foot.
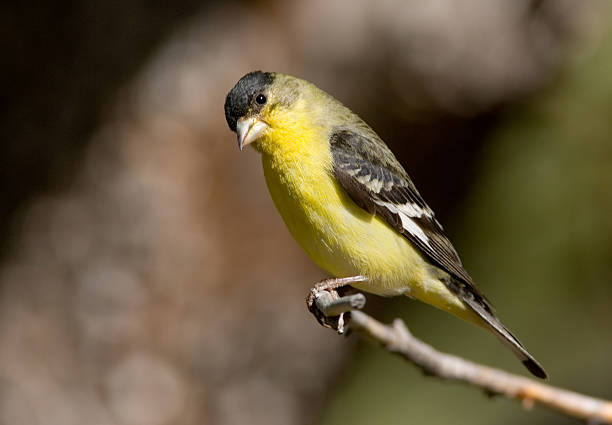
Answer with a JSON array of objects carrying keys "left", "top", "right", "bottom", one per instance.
[
  {"left": 306, "top": 276, "right": 368, "bottom": 334},
  {"left": 306, "top": 276, "right": 368, "bottom": 307}
]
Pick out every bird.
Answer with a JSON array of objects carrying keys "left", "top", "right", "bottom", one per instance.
[{"left": 224, "top": 71, "right": 547, "bottom": 379}]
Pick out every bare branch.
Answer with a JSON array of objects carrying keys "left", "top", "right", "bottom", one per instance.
[
  {"left": 312, "top": 291, "right": 612, "bottom": 424},
  {"left": 314, "top": 291, "right": 366, "bottom": 317}
]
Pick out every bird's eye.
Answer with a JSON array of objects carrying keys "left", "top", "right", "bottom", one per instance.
[{"left": 255, "top": 94, "right": 267, "bottom": 105}]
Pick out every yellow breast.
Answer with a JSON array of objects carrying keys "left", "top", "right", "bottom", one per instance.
[{"left": 257, "top": 122, "right": 429, "bottom": 297}]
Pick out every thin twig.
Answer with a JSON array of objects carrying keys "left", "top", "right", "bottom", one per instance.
[
  {"left": 314, "top": 291, "right": 366, "bottom": 317},
  {"left": 312, "top": 291, "right": 612, "bottom": 424}
]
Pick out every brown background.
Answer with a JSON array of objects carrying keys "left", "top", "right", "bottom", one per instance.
[{"left": 1, "top": 1, "right": 611, "bottom": 424}]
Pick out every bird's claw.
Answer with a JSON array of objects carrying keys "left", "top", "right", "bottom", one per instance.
[{"left": 306, "top": 288, "right": 366, "bottom": 334}]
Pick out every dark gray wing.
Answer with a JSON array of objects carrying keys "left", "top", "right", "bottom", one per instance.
[
  {"left": 329, "top": 128, "right": 547, "bottom": 379},
  {"left": 329, "top": 129, "right": 491, "bottom": 311}
]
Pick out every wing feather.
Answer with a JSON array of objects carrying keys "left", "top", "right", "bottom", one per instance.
[
  {"left": 329, "top": 128, "right": 547, "bottom": 379},
  {"left": 329, "top": 128, "right": 492, "bottom": 312}
]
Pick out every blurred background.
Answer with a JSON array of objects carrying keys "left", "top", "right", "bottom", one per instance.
[{"left": 1, "top": 1, "right": 611, "bottom": 424}]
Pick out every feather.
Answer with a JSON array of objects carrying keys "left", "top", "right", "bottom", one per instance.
[
  {"left": 329, "top": 128, "right": 547, "bottom": 378},
  {"left": 329, "top": 129, "right": 491, "bottom": 306}
]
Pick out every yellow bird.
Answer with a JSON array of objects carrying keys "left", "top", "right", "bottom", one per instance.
[{"left": 224, "top": 71, "right": 546, "bottom": 379}]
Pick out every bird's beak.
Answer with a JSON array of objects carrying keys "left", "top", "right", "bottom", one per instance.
[{"left": 236, "top": 117, "right": 268, "bottom": 151}]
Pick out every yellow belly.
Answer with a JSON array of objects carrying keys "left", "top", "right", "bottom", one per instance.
[{"left": 260, "top": 151, "right": 472, "bottom": 320}]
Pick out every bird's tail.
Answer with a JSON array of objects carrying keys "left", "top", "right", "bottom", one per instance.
[{"left": 462, "top": 294, "right": 547, "bottom": 379}]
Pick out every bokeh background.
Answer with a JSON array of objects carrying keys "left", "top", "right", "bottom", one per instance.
[{"left": 2, "top": 1, "right": 611, "bottom": 424}]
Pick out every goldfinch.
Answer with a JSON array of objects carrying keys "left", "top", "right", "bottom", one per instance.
[{"left": 224, "top": 71, "right": 546, "bottom": 379}]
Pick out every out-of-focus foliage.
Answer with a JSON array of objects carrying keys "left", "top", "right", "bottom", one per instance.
[{"left": 1, "top": 1, "right": 609, "bottom": 424}]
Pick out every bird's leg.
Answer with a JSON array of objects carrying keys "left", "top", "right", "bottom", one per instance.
[
  {"left": 306, "top": 276, "right": 368, "bottom": 334},
  {"left": 306, "top": 275, "right": 367, "bottom": 307}
]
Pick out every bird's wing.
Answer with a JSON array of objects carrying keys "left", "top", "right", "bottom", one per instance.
[
  {"left": 329, "top": 128, "right": 549, "bottom": 379},
  {"left": 329, "top": 128, "right": 492, "bottom": 312}
]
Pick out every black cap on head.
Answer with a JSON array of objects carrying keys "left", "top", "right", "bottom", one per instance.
[{"left": 224, "top": 71, "right": 275, "bottom": 132}]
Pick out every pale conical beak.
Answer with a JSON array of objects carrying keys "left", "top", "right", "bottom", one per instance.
[{"left": 236, "top": 117, "right": 269, "bottom": 150}]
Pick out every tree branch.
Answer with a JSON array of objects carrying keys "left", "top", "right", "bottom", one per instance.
[{"left": 311, "top": 290, "right": 612, "bottom": 424}]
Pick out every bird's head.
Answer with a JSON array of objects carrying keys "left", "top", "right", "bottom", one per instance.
[
  {"left": 224, "top": 71, "right": 276, "bottom": 151},
  {"left": 225, "top": 71, "right": 331, "bottom": 155}
]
